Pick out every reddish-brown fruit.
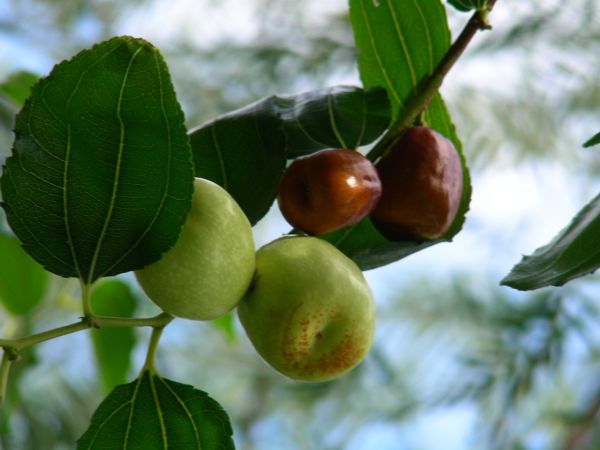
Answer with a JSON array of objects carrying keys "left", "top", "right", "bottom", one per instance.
[
  {"left": 277, "top": 149, "right": 382, "bottom": 235},
  {"left": 371, "top": 126, "right": 463, "bottom": 241}
]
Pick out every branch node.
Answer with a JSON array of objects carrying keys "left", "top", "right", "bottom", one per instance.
[{"left": 5, "top": 349, "right": 19, "bottom": 362}]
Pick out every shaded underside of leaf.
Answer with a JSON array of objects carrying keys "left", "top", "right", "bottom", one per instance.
[
  {"left": 77, "top": 370, "right": 235, "bottom": 450},
  {"left": 0, "top": 36, "right": 194, "bottom": 283},
  {"left": 278, "top": 85, "right": 390, "bottom": 157},
  {"left": 502, "top": 192, "right": 600, "bottom": 290},
  {"left": 188, "top": 85, "right": 390, "bottom": 225}
]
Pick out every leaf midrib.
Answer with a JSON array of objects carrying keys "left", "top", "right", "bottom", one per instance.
[
  {"left": 86, "top": 46, "right": 143, "bottom": 284},
  {"left": 63, "top": 42, "right": 124, "bottom": 282}
]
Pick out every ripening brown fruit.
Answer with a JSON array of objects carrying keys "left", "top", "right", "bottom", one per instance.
[
  {"left": 277, "top": 149, "right": 381, "bottom": 235},
  {"left": 371, "top": 126, "right": 463, "bottom": 241}
]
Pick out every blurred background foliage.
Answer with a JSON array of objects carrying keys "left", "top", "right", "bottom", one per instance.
[{"left": 1, "top": 0, "right": 600, "bottom": 449}]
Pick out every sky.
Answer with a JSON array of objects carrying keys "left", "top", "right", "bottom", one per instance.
[{"left": 0, "top": 1, "right": 598, "bottom": 449}]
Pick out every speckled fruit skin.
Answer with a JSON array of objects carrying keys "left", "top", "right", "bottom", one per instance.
[
  {"left": 277, "top": 149, "right": 381, "bottom": 235},
  {"left": 135, "top": 178, "right": 255, "bottom": 321},
  {"left": 237, "top": 236, "right": 375, "bottom": 381},
  {"left": 371, "top": 126, "right": 463, "bottom": 241}
]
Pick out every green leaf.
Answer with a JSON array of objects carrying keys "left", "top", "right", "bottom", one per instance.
[
  {"left": 0, "top": 71, "right": 39, "bottom": 107},
  {"left": 189, "top": 86, "right": 389, "bottom": 225},
  {"left": 502, "top": 192, "right": 600, "bottom": 290},
  {"left": 189, "top": 98, "right": 286, "bottom": 226},
  {"left": 1, "top": 36, "right": 194, "bottom": 284},
  {"left": 584, "top": 131, "right": 600, "bottom": 148},
  {"left": 89, "top": 279, "right": 137, "bottom": 393},
  {"left": 77, "top": 370, "right": 235, "bottom": 450},
  {"left": 280, "top": 86, "right": 390, "bottom": 158},
  {"left": 321, "top": 212, "right": 441, "bottom": 271},
  {"left": 0, "top": 232, "right": 49, "bottom": 315},
  {"left": 349, "top": 0, "right": 451, "bottom": 119}
]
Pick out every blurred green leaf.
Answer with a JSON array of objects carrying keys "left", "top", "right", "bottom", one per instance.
[
  {"left": 211, "top": 311, "right": 237, "bottom": 344},
  {"left": 502, "top": 192, "right": 600, "bottom": 290},
  {"left": 584, "top": 131, "right": 600, "bottom": 148},
  {"left": 0, "top": 36, "right": 194, "bottom": 284},
  {"left": 89, "top": 279, "right": 137, "bottom": 393},
  {"left": 189, "top": 86, "right": 389, "bottom": 225},
  {"left": 0, "top": 232, "right": 49, "bottom": 315},
  {"left": 0, "top": 72, "right": 41, "bottom": 163},
  {"left": 0, "top": 71, "right": 39, "bottom": 107},
  {"left": 77, "top": 370, "right": 235, "bottom": 449}
]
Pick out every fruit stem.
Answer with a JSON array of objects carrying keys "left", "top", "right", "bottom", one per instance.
[
  {"left": 81, "top": 280, "right": 94, "bottom": 317},
  {"left": 0, "top": 320, "right": 91, "bottom": 353},
  {"left": 0, "top": 312, "right": 173, "bottom": 397},
  {"left": 0, "top": 351, "right": 12, "bottom": 406},
  {"left": 366, "top": 0, "right": 498, "bottom": 162},
  {"left": 142, "top": 325, "right": 167, "bottom": 374}
]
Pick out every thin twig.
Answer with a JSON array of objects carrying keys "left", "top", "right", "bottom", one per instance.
[
  {"left": 0, "top": 352, "right": 11, "bottom": 406},
  {"left": 0, "top": 312, "right": 173, "bottom": 353},
  {"left": 367, "top": 0, "right": 499, "bottom": 162},
  {"left": 560, "top": 384, "right": 600, "bottom": 450}
]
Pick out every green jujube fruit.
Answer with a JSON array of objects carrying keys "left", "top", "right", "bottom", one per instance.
[
  {"left": 237, "top": 236, "right": 375, "bottom": 381},
  {"left": 135, "top": 178, "right": 255, "bottom": 320}
]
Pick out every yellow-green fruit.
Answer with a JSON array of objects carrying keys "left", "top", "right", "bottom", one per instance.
[
  {"left": 135, "top": 178, "right": 255, "bottom": 320},
  {"left": 237, "top": 236, "right": 375, "bottom": 381}
]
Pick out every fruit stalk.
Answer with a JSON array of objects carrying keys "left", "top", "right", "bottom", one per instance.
[
  {"left": 367, "top": 0, "right": 498, "bottom": 162},
  {"left": 142, "top": 325, "right": 167, "bottom": 373},
  {"left": 0, "top": 351, "right": 12, "bottom": 406}
]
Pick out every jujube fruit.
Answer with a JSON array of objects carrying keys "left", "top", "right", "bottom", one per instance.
[
  {"left": 135, "top": 177, "right": 255, "bottom": 321},
  {"left": 237, "top": 236, "right": 375, "bottom": 381},
  {"left": 277, "top": 148, "right": 382, "bottom": 235},
  {"left": 371, "top": 126, "right": 463, "bottom": 241}
]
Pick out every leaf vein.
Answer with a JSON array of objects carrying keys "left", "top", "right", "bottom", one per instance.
[
  {"left": 386, "top": 0, "right": 417, "bottom": 86},
  {"left": 327, "top": 90, "right": 348, "bottom": 149},
  {"left": 86, "top": 46, "right": 144, "bottom": 284},
  {"left": 358, "top": 0, "right": 402, "bottom": 107},
  {"left": 149, "top": 374, "right": 169, "bottom": 449},
  {"left": 211, "top": 123, "right": 229, "bottom": 190},
  {"left": 63, "top": 41, "right": 124, "bottom": 282},
  {"left": 98, "top": 49, "right": 180, "bottom": 279},
  {"left": 157, "top": 378, "right": 202, "bottom": 449}
]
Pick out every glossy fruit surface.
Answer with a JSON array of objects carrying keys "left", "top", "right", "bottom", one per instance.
[
  {"left": 277, "top": 149, "right": 381, "bottom": 235},
  {"left": 237, "top": 236, "right": 375, "bottom": 381},
  {"left": 135, "top": 178, "right": 255, "bottom": 320},
  {"left": 371, "top": 126, "right": 463, "bottom": 241}
]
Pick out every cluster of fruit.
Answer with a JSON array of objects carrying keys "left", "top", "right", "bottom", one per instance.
[
  {"left": 135, "top": 126, "right": 463, "bottom": 382},
  {"left": 279, "top": 126, "right": 463, "bottom": 241}
]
